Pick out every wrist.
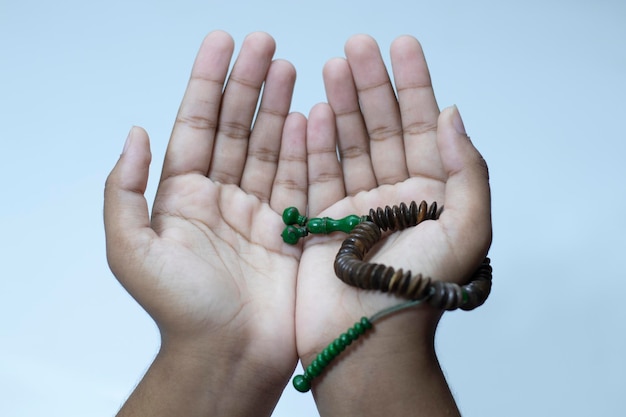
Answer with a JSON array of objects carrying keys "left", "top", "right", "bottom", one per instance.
[
  {"left": 299, "top": 303, "right": 441, "bottom": 366},
  {"left": 117, "top": 331, "right": 293, "bottom": 417},
  {"left": 160, "top": 329, "right": 295, "bottom": 389},
  {"left": 301, "top": 309, "right": 460, "bottom": 417}
]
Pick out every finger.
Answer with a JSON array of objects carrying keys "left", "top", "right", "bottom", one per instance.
[
  {"left": 161, "top": 31, "right": 234, "bottom": 181},
  {"left": 323, "top": 58, "right": 376, "bottom": 195},
  {"left": 437, "top": 106, "right": 492, "bottom": 259},
  {"left": 307, "top": 103, "right": 344, "bottom": 215},
  {"left": 104, "top": 127, "right": 156, "bottom": 279},
  {"left": 208, "top": 32, "right": 276, "bottom": 184},
  {"left": 241, "top": 59, "right": 297, "bottom": 201},
  {"left": 390, "top": 35, "right": 443, "bottom": 179},
  {"left": 344, "top": 34, "right": 408, "bottom": 185},
  {"left": 270, "top": 112, "right": 307, "bottom": 214}
]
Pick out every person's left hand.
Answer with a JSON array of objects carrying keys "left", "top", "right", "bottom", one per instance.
[{"left": 294, "top": 35, "right": 491, "bottom": 410}]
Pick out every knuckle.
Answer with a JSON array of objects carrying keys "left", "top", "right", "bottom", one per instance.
[
  {"left": 218, "top": 121, "right": 250, "bottom": 140},
  {"left": 176, "top": 112, "right": 218, "bottom": 131},
  {"left": 339, "top": 145, "right": 369, "bottom": 160},
  {"left": 310, "top": 171, "right": 342, "bottom": 185},
  {"left": 249, "top": 146, "right": 279, "bottom": 163},
  {"left": 368, "top": 125, "right": 403, "bottom": 143},
  {"left": 403, "top": 120, "right": 438, "bottom": 137}
]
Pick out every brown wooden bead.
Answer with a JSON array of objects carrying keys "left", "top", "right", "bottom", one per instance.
[{"left": 333, "top": 201, "right": 492, "bottom": 310}]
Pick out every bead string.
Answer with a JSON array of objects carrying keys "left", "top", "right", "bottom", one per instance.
[
  {"left": 282, "top": 201, "right": 492, "bottom": 393},
  {"left": 292, "top": 297, "right": 430, "bottom": 393}
]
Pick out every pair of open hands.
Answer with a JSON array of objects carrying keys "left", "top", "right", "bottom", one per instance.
[{"left": 104, "top": 31, "right": 491, "bottom": 397}]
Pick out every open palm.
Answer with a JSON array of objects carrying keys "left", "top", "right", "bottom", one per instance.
[
  {"left": 104, "top": 32, "right": 306, "bottom": 384},
  {"left": 296, "top": 35, "right": 492, "bottom": 367}
]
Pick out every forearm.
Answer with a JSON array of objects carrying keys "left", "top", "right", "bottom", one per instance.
[
  {"left": 117, "top": 336, "right": 286, "bottom": 417},
  {"left": 308, "top": 311, "right": 460, "bottom": 417}
]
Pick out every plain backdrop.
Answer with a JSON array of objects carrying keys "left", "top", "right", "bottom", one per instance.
[{"left": 1, "top": 0, "right": 625, "bottom": 416}]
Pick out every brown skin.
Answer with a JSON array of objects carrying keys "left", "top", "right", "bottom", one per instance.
[
  {"left": 296, "top": 34, "right": 491, "bottom": 416},
  {"left": 104, "top": 31, "right": 306, "bottom": 417},
  {"left": 104, "top": 31, "right": 491, "bottom": 417}
]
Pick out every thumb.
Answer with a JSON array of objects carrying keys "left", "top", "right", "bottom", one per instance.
[
  {"left": 103, "top": 126, "right": 155, "bottom": 277},
  {"left": 437, "top": 106, "right": 492, "bottom": 259}
]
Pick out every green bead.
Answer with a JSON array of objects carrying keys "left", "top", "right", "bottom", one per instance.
[
  {"left": 306, "top": 214, "right": 363, "bottom": 235},
  {"left": 293, "top": 317, "right": 376, "bottom": 393},
  {"left": 347, "top": 328, "right": 359, "bottom": 340},
  {"left": 316, "top": 352, "right": 329, "bottom": 367},
  {"left": 281, "top": 225, "right": 307, "bottom": 244},
  {"left": 307, "top": 361, "right": 322, "bottom": 377},
  {"left": 293, "top": 374, "right": 311, "bottom": 393},
  {"left": 322, "top": 347, "right": 335, "bottom": 362},
  {"left": 353, "top": 322, "right": 365, "bottom": 335},
  {"left": 306, "top": 217, "right": 328, "bottom": 234},
  {"left": 282, "top": 206, "right": 307, "bottom": 226},
  {"left": 339, "top": 214, "right": 363, "bottom": 232},
  {"left": 333, "top": 339, "right": 346, "bottom": 352}
]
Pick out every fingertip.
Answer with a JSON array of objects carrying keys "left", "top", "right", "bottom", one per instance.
[
  {"left": 393, "top": 34, "right": 420, "bottom": 43},
  {"left": 109, "top": 126, "right": 151, "bottom": 195},
  {"left": 390, "top": 34, "right": 423, "bottom": 54},
  {"left": 308, "top": 101, "right": 333, "bottom": 118},
  {"left": 121, "top": 126, "right": 134, "bottom": 154},
  {"left": 322, "top": 60, "right": 358, "bottom": 114},
  {"left": 307, "top": 103, "right": 336, "bottom": 156},
  {"left": 306, "top": 103, "right": 344, "bottom": 215},
  {"left": 285, "top": 111, "right": 307, "bottom": 132},
  {"left": 344, "top": 33, "right": 379, "bottom": 56},
  {"left": 192, "top": 32, "right": 235, "bottom": 78},
  {"left": 204, "top": 29, "right": 234, "bottom": 42},
  {"left": 450, "top": 105, "right": 468, "bottom": 136},
  {"left": 307, "top": 103, "right": 335, "bottom": 139},
  {"left": 242, "top": 31, "right": 276, "bottom": 55},
  {"left": 438, "top": 105, "right": 467, "bottom": 139},
  {"left": 437, "top": 105, "right": 490, "bottom": 182},
  {"left": 282, "top": 112, "right": 308, "bottom": 152},
  {"left": 200, "top": 30, "right": 235, "bottom": 53},
  {"left": 122, "top": 126, "right": 151, "bottom": 163},
  {"left": 244, "top": 30, "right": 275, "bottom": 42},
  {"left": 271, "top": 58, "right": 296, "bottom": 75},
  {"left": 105, "top": 129, "right": 150, "bottom": 240},
  {"left": 104, "top": 127, "right": 153, "bottom": 264},
  {"left": 271, "top": 112, "right": 308, "bottom": 214},
  {"left": 322, "top": 57, "right": 349, "bottom": 82},
  {"left": 437, "top": 106, "right": 471, "bottom": 173},
  {"left": 437, "top": 105, "right": 491, "bottom": 234},
  {"left": 390, "top": 35, "right": 428, "bottom": 73},
  {"left": 267, "top": 59, "right": 297, "bottom": 93}
]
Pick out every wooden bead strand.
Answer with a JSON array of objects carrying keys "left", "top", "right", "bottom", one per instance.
[
  {"left": 334, "top": 221, "right": 433, "bottom": 300},
  {"left": 367, "top": 200, "right": 439, "bottom": 231},
  {"left": 334, "top": 220, "right": 493, "bottom": 310}
]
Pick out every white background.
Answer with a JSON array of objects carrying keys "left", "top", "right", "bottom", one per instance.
[{"left": 1, "top": 0, "right": 625, "bottom": 415}]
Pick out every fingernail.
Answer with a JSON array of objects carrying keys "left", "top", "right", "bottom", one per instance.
[
  {"left": 122, "top": 127, "right": 135, "bottom": 154},
  {"left": 452, "top": 105, "right": 467, "bottom": 136}
]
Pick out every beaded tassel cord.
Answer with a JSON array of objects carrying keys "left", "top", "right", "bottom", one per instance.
[{"left": 282, "top": 201, "right": 493, "bottom": 392}]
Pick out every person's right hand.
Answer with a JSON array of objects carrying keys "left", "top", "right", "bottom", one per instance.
[{"left": 104, "top": 31, "right": 307, "bottom": 416}]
